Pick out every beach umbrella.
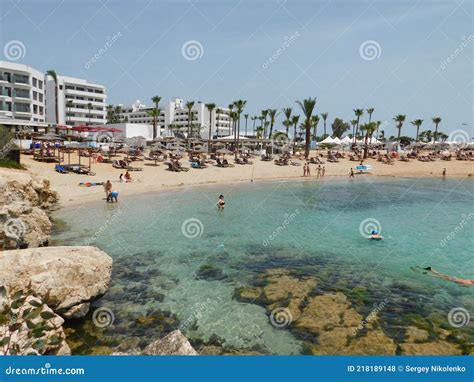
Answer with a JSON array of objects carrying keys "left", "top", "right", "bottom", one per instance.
[{"left": 216, "top": 148, "right": 233, "bottom": 155}]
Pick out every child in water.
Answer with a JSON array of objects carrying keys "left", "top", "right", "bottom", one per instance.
[{"left": 217, "top": 195, "right": 225, "bottom": 210}]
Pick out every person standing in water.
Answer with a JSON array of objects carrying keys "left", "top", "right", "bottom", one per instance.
[
  {"left": 217, "top": 195, "right": 225, "bottom": 210},
  {"left": 104, "top": 180, "right": 112, "bottom": 198},
  {"left": 442, "top": 168, "right": 446, "bottom": 177},
  {"left": 306, "top": 163, "right": 311, "bottom": 176},
  {"left": 349, "top": 168, "right": 354, "bottom": 179},
  {"left": 322, "top": 166, "right": 326, "bottom": 177},
  {"left": 303, "top": 163, "right": 307, "bottom": 177}
]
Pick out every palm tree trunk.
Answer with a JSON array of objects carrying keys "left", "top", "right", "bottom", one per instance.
[
  {"left": 416, "top": 127, "right": 419, "bottom": 142},
  {"left": 305, "top": 124, "right": 311, "bottom": 159},
  {"left": 208, "top": 110, "right": 212, "bottom": 154}
]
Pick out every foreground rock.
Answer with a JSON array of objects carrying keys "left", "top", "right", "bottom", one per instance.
[
  {"left": 112, "top": 330, "right": 198, "bottom": 355},
  {"left": 0, "top": 169, "right": 58, "bottom": 249},
  {"left": 0, "top": 246, "right": 112, "bottom": 318},
  {"left": 0, "top": 291, "right": 70, "bottom": 355}
]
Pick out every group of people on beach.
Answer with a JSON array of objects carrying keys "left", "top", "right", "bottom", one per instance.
[{"left": 303, "top": 163, "right": 325, "bottom": 178}]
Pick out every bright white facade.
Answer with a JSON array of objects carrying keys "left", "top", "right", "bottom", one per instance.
[
  {"left": 103, "top": 123, "right": 157, "bottom": 141},
  {"left": 45, "top": 75, "right": 106, "bottom": 126},
  {"left": 119, "top": 97, "right": 232, "bottom": 138},
  {"left": 0, "top": 61, "right": 47, "bottom": 130}
]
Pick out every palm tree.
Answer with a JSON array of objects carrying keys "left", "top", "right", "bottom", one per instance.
[
  {"left": 106, "top": 105, "right": 115, "bottom": 124},
  {"left": 148, "top": 109, "right": 160, "bottom": 137},
  {"left": 350, "top": 120, "right": 358, "bottom": 139},
  {"left": 228, "top": 104, "right": 234, "bottom": 135},
  {"left": 353, "top": 109, "right": 364, "bottom": 143},
  {"left": 205, "top": 103, "right": 216, "bottom": 153},
  {"left": 410, "top": 119, "right": 423, "bottom": 142},
  {"left": 432, "top": 116, "right": 442, "bottom": 141},
  {"left": 320, "top": 112, "right": 328, "bottom": 137},
  {"left": 375, "top": 120, "right": 382, "bottom": 139},
  {"left": 114, "top": 105, "right": 122, "bottom": 123},
  {"left": 251, "top": 116, "right": 257, "bottom": 136},
  {"left": 215, "top": 108, "right": 221, "bottom": 138},
  {"left": 66, "top": 100, "right": 73, "bottom": 125},
  {"left": 243, "top": 113, "right": 249, "bottom": 136},
  {"left": 46, "top": 70, "right": 59, "bottom": 125},
  {"left": 366, "top": 108, "right": 374, "bottom": 123},
  {"left": 393, "top": 114, "right": 406, "bottom": 141},
  {"left": 87, "top": 102, "right": 92, "bottom": 125},
  {"left": 282, "top": 120, "right": 291, "bottom": 137},
  {"left": 268, "top": 109, "right": 278, "bottom": 138},
  {"left": 233, "top": 100, "right": 246, "bottom": 159},
  {"left": 185, "top": 101, "right": 195, "bottom": 138},
  {"left": 296, "top": 97, "right": 317, "bottom": 159},
  {"left": 151, "top": 96, "right": 161, "bottom": 140},
  {"left": 311, "top": 115, "right": 320, "bottom": 142},
  {"left": 291, "top": 115, "right": 300, "bottom": 150},
  {"left": 360, "top": 122, "right": 377, "bottom": 158},
  {"left": 261, "top": 109, "right": 269, "bottom": 138}
]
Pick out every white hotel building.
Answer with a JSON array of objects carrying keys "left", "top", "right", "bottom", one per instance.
[
  {"left": 45, "top": 75, "right": 107, "bottom": 126},
  {"left": 118, "top": 97, "right": 232, "bottom": 139},
  {"left": 0, "top": 61, "right": 47, "bottom": 132}
]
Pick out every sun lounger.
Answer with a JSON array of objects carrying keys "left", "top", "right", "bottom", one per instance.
[{"left": 55, "top": 164, "right": 69, "bottom": 174}]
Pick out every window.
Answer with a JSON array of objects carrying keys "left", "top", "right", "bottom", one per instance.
[
  {"left": 59, "top": 85, "right": 63, "bottom": 90},
  {"left": 33, "top": 78, "right": 37, "bottom": 87},
  {"left": 38, "top": 80, "right": 43, "bottom": 89},
  {"left": 33, "top": 105, "right": 38, "bottom": 113},
  {"left": 39, "top": 94, "right": 43, "bottom": 102},
  {"left": 33, "top": 91, "right": 38, "bottom": 100},
  {"left": 13, "top": 74, "right": 29, "bottom": 84}
]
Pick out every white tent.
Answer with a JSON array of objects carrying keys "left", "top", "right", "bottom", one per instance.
[
  {"left": 333, "top": 137, "right": 342, "bottom": 144},
  {"left": 320, "top": 136, "right": 335, "bottom": 144},
  {"left": 341, "top": 136, "right": 352, "bottom": 145}
]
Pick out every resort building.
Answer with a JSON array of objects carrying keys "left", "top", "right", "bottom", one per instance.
[
  {"left": 116, "top": 97, "right": 232, "bottom": 139},
  {"left": 0, "top": 60, "right": 48, "bottom": 132},
  {"left": 45, "top": 75, "right": 107, "bottom": 126},
  {"left": 118, "top": 100, "right": 165, "bottom": 126}
]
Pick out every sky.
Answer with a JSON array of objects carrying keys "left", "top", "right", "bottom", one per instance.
[{"left": 0, "top": 0, "right": 472, "bottom": 138}]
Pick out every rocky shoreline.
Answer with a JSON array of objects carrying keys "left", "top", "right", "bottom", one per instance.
[{"left": 0, "top": 169, "right": 198, "bottom": 356}]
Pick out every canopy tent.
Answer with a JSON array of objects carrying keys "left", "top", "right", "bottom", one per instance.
[
  {"left": 217, "top": 135, "right": 249, "bottom": 140},
  {"left": 341, "top": 136, "right": 352, "bottom": 144},
  {"left": 332, "top": 137, "right": 342, "bottom": 145},
  {"left": 319, "top": 136, "right": 336, "bottom": 144}
]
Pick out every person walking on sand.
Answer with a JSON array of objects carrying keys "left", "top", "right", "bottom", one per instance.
[
  {"left": 349, "top": 168, "right": 354, "bottom": 179},
  {"left": 303, "top": 163, "right": 307, "bottom": 177},
  {"left": 322, "top": 166, "right": 326, "bottom": 177},
  {"left": 306, "top": 163, "right": 311, "bottom": 177},
  {"left": 316, "top": 165, "right": 321, "bottom": 179}
]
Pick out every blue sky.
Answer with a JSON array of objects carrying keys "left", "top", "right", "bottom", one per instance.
[{"left": 1, "top": 0, "right": 472, "bottom": 137}]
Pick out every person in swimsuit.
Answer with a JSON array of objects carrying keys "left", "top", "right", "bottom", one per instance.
[
  {"left": 349, "top": 168, "right": 354, "bottom": 179},
  {"left": 217, "top": 195, "right": 225, "bottom": 210},
  {"left": 104, "top": 180, "right": 112, "bottom": 198},
  {"left": 413, "top": 266, "right": 473, "bottom": 286}
]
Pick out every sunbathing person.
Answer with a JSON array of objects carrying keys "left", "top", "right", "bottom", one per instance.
[
  {"left": 124, "top": 171, "right": 132, "bottom": 182},
  {"left": 412, "top": 266, "right": 473, "bottom": 286}
]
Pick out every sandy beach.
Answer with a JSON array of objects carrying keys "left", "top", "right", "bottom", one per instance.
[{"left": 11, "top": 151, "right": 474, "bottom": 207}]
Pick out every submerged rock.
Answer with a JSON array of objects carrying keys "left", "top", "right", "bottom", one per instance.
[
  {"left": 143, "top": 330, "right": 198, "bottom": 355},
  {"left": 400, "top": 341, "right": 462, "bottom": 355},
  {"left": 195, "top": 264, "right": 227, "bottom": 281},
  {"left": 0, "top": 246, "right": 112, "bottom": 318}
]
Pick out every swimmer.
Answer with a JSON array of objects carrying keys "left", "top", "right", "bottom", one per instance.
[
  {"left": 217, "top": 194, "right": 225, "bottom": 210},
  {"left": 412, "top": 266, "right": 473, "bottom": 286},
  {"left": 369, "top": 230, "right": 383, "bottom": 240}
]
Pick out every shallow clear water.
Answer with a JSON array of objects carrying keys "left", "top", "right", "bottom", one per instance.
[{"left": 52, "top": 177, "right": 474, "bottom": 354}]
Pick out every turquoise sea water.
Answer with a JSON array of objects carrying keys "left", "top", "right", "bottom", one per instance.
[{"left": 52, "top": 177, "right": 474, "bottom": 354}]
